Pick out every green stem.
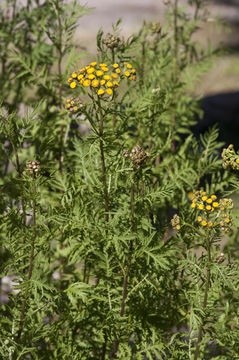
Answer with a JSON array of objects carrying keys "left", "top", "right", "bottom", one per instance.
[
  {"left": 193, "top": 234, "right": 211, "bottom": 360},
  {"left": 173, "top": 0, "right": 179, "bottom": 82},
  {"left": 194, "top": 0, "right": 201, "bottom": 20},
  {"left": 148, "top": 106, "right": 155, "bottom": 151},
  {"left": 56, "top": 4, "right": 64, "bottom": 175},
  {"left": 111, "top": 175, "right": 135, "bottom": 358},
  {"left": 17, "top": 184, "right": 37, "bottom": 342},
  {"left": 98, "top": 102, "right": 109, "bottom": 223},
  {"left": 12, "top": 145, "right": 27, "bottom": 264},
  {"left": 98, "top": 102, "right": 109, "bottom": 360}
]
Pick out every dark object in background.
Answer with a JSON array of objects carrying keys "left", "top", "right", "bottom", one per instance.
[{"left": 192, "top": 91, "right": 239, "bottom": 148}]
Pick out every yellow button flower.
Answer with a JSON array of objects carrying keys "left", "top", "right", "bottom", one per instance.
[
  {"left": 191, "top": 203, "right": 196, "bottom": 209},
  {"left": 206, "top": 198, "right": 212, "bottom": 204},
  {"left": 132, "top": 69, "right": 136, "bottom": 74},
  {"left": 201, "top": 220, "right": 207, "bottom": 227},
  {"left": 90, "top": 62, "right": 97, "bottom": 66},
  {"left": 206, "top": 205, "right": 211, "bottom": 211},
  {"left": 113, "top": 63, "right": 119, "bottom": 68},
  {"left": 212, "top": 202, "right": 219, "bottom": 208},
  {"left": 96, "top": 70, "right": 104, "bottom": 77},
  {"left": 70, "top": 81, "right": 77, "bottom": 88},
  {"left": 202, "top": 196, "right": 207, "bottom": 201},
  {"left": 236, "top": 159, "right": 239, "bottom": 164},
  {"left": 208, "top": 222, "right": 213, "bottom": 227},
  {"left": 83, "top": 79, "right": 91, "bottom": 87},
  {"left": 124, "top": 71, "right": 130, "bottom": 77},
  {"left": 98, "top": 88, "right": 104, "bottom": 95},
  {"left": 72, "top": 72, "right": 77, "bottom": 78},
  {"left": 100, "top": 80, "right": 106, "bottom": 85},
  {"left": 104, "top": 75, "right": 111, "bottom": 80},
  {"left": 92, "top": 79, "right": 99, "bottom": 87},
  {"left": 197, "top": 216, "right": 202, "bottom": 222},
  {"left": 101, "top": 67, "right": 109, "bottom": 72},
  {"left": 78, "top": 74, "right": 84, "bottom": 80},
  {"left": 198, "top": 204, "right": 204, "bottom": 210},
  {"left": 116, "top": 68, "right": 121, "bottom": 74},
  {"left": 188, "top": 192, "right": 194, "bottom": 200},
  {"left": 127, "top": 63, "right": 132, "bottom": 69},
  {"left": 106, "top": 88, "right": 113, "bottom": 95},
  {"left": 88, "top": 74, "right": 95, "bottom": 80},
  {"left": 129, "top": 76, "right": 133, "bottom": 80},
  {"left": 68, "top": 77, "right": 72, "bottom": 83},
  {"left": 87, "top": 67, "right": 95, "bottom": 74},
  {"left": 211, "top": 195, "right": 217, "bottom": 200},
  {"left": 100, "top": 63, "right": 107, "bottom": 67},
  {"left": 111, "top": 73, "right": 118, "bottom": 79},
  {"left": 113, "top": 81, "right": 119, "bottom": 87},
  {"left": 106, "top": 81, "right": 113, "bottom": 87},
  {"left": 85, "top": 65, "right": 90, "bottom": 70},
  {"left": 225, "top": 218, "right": 230, "bottom": 223}
]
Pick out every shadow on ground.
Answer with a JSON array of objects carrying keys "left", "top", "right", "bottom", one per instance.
[{"left": 193, "top": 91, "right": 239, "bottom": 148}]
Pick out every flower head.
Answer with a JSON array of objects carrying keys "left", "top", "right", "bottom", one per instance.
[
  {"left": 23, "top": 160, "right": 41, "bottom": 178},
  {"left": 65, "top": 97, "right": 83, "bottom": 114},
  {"left": 102, "top": 33, "right": 122, "bottom": 50},
  {"left": 171, "top": 214, "right": 181, "bottom": 231},
  {"left": 222, "top": 144, "right": 239, "bottom": 170},
  {"left": 129, "top": 145, "right": 149, "bottom": 168},
  {"left": 67, "top": 61, "right": 136, "bottom": 99},
  {"left": 190, "top": 190, "right": 233, "bottom": 232}
]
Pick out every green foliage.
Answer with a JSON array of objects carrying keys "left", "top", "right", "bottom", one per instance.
[{"left": 0, "top": 0, "right": 238, "bottom": 359}]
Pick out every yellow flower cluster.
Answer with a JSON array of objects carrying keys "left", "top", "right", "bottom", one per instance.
[
  {"left": 191, "top": 190, "right": 233, "bottom": 233},
  {"left": 67, "top": 62, "right": 136, "bottom": 97},
  {"left": 122, "top": 62, "right": 136, "bottom": 81},
  {"left": 65, "top": 98, "right": 82, "bottom": 113},
  {"left": 222, "top": 144, "right": 239, "bottom": 171}
]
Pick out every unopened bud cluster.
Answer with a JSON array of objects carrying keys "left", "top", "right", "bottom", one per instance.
[
  {"left": 23, "top": 160, "right": 41, "bottom": 178},
  {"left": 103, "top": 33, "right": 122, "bottom": 50},
  {"left": 65, "top": 98, "right": 83, "bottom": 113},
  {"left": 216, "top": 252, "right": 225, "bottom": 264},
  {"left": 149, "top": 21, "right": 161, "bottom": 35},
  {"left": 222, "top": 144, "right": 239, "bottom": 170},
  {"left": 152, "top": 87, "right": 160, "bottom": 94},
  {"left": 190, "top": 190, "right": 233, "bottom": 233},
  {"left": 123, "top": 145, "right": 149, "bottom": 168},
  {"left": 171, "top": 214, "right": 180, "bottom": 231}
]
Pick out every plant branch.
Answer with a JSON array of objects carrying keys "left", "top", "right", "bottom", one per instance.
[
  {"left": 193, "top": 234, "right": 212, "bottom": 360},
  {"left": 173, "top": 0, "right": 179, "bottom": 81},
  {"left": 56, "top": 5, "right": 64, "bottom": 175}
]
